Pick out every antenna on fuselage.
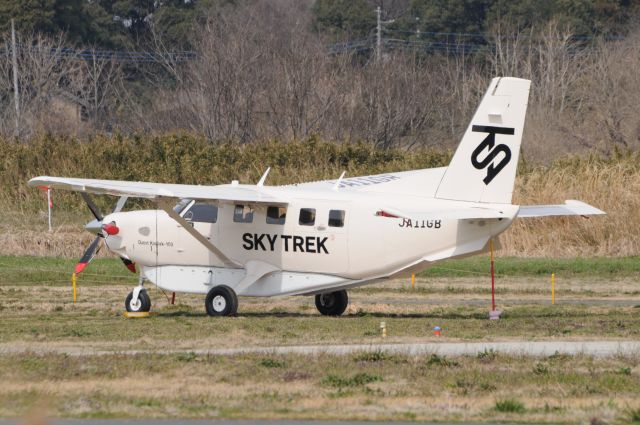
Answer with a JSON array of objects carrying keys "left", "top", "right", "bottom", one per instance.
[
  {"left": 333, "top": 171, "right": 346, "bottom": 191},
  {"left": 257, "top": 167, "right": 271, "bottom": 187}
]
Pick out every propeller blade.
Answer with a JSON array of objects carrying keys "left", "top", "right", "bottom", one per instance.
[
  {"left": 120, "top": 257, "right": 136, "bottom": 274},
  {"left": 81, "top": 193, "right": 103, "bottom": 221},
  {"left": 75, "top": 236, "right": 102, "bottom": 274},
  {"left": 113, "top": 196, "right": 128, "bottom": 214}
]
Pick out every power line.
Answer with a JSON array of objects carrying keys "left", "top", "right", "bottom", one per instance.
[
  {"left": 328, "top": 31, "right": 625, "bottom": 56},
  {"left": 0, "top": 44, "right": 198, "bottom": 63}
]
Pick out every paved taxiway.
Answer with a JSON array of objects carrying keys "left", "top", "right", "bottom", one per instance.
[
  {"left": 1, "top": 340, "right": 638, "bottom": 357},
  {"left": 0, "top": 420, "right": 540, "bottom": 425}
]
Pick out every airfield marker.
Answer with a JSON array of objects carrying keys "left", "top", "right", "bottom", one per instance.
[
  {"left": 490, "top": 239, "right": 496, "bottom": 311},
  {"left": 46, "top": 188, "right": 52, "bottom": 232},
  {"left": 380, "top": 322, "right": 387, "bottom": 338},
  {"left": 72, "top": 273, "right": 77, "bottom": 304},
  {"left": 551, "top": 273, "right": 556, "bottom": 305},
  {"left": 489, "top": 239, "right": 502, "bottom": 320},
  {"left": 37, "top": 186, "right": 53, "bottom": 231}
]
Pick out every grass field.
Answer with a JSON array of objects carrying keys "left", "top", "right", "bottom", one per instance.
[
  {"left": 1, "top": 255, "right": 640, "bottom": 423},
  {"left": 1, "top": 351, "right": 639, "bottom": 423}
]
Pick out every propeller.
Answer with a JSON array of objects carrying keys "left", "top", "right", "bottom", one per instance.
[{"left": 75, "top": 194, "right": 136, "bottom": 275}]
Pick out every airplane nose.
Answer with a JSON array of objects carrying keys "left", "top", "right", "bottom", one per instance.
[{"left": 85, "top": 218, "right": 103, "bottom": 234}]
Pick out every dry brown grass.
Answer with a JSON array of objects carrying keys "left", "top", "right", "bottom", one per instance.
[
  {"left": 4, "top": 159, "right": 638, "bottom": 258},
  {"left": 1, "top": 136, "right": 638, "bottom": 257},
  {"left": 502, "top": 154, "right": 640, "bottom": 256}
]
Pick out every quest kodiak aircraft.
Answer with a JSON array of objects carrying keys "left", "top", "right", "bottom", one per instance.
[{"left": 29, "top": 77, "right": 604, "bottom": 317}]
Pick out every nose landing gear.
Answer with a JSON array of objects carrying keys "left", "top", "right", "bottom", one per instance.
[{"left": 125, "top": 276, "right": 151, "bottom": 313}]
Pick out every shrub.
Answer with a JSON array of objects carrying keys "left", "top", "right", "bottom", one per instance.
[
  {"left": 321, "top": 372, "right": 382, "bottom": 388},
  {"left": 495, "top": 398, "right": 526, "bottom": 413},
  {"left": 259, "top": 358, "right": 285, "bottom": 368},
  {"left": 426, "top": 353, "right": 459, "bottom": 368}
]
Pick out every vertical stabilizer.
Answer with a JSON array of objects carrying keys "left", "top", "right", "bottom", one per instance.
[{"left": 435, "top": 77, "right": 531, "bottom": 204}]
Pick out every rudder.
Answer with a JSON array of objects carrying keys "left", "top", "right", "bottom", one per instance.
[{"left": 435, "top": 77, "right": 531, "bottom": 204}]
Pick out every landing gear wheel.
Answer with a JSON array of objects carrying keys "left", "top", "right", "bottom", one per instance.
[
  {"left": 315, "top": 290, "right": 348, "bottom": 316},
  {"left": 205, "top": 285, "right": 238, "bottom": 317},
  {"left": 125, "top": 290, "right": 151, "bottom": 312}
]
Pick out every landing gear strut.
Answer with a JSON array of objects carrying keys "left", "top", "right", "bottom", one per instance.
[
  {"left": 315, "top": 290, "right": 348, "bottom": 316},
  {"left": 125, "top": 276, "right": 151, "bottom": 313},
  {"left": 205, "top": 285, "right": 238, "bottom": 316}
]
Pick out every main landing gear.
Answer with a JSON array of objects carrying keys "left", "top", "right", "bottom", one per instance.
[
  {"left": 315, "top": 290, "right": 348, "bottom": 316},
  {"left": 205, "top": 285, "right": 239, "bottom": 316}
]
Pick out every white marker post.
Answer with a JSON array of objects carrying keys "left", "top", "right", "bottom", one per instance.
[{"left": 47, "top": 188, "right": 52, "bottom": 232}]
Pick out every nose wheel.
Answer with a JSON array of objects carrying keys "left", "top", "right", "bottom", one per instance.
[
  {"left": 125, "top": 289, "right": 151, "bottom": 312},
  {"left": 315, "top": 290, "right": 348, "bottom": 316}
]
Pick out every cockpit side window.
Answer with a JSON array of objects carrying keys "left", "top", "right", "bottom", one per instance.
[
  {"left": 174, "top": 198, "right": 192, "bottom": 214},
  {"left": 266, "top": 206, "right": 286, "bottom": 225},
  {"left": 233, "top": 204, "right": 254, "bottom": 223},
  {"left": 183, "top": 202, "right": 218, "bottom": 223}
]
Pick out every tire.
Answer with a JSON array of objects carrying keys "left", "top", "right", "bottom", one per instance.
[
  {"left": 315, "top": 290, "right": 348, "bottom": 316},
  {"left": 125, "top": 289, "right": 151, "bottom": 313},
  {"left": 205, "top": 285, "right": 238, "bottom": 317}
]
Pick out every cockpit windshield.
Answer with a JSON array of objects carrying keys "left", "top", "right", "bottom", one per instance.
[{"left": 173, "top": 198, "right": 192, "bottom": 214}]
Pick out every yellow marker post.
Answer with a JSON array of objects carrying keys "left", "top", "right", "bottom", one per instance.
[
  {"left": 72, "top": 273, "right": 77, "bottom": 304},
  {"left": 380, "top": 321, "right": 387, "bottom": 338},
  {"left": 551, "top": 273, "right": 555, "bottom": 305},
  {"left": 411, "top": 273, "right": 416, "bottom": 289}
]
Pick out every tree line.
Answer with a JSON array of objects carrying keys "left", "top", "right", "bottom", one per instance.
[{"left": 0, "top": 0, "right": 639, "bottom": 161}]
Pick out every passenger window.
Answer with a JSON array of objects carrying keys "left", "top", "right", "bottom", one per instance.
[
  {"left": 266, "top": 206, "right": 286, "bottom": 225},
  {"left": 299, "top": 208, "right": 316, "bottom": 226},
  {"left": 183, "top": 202, "right": 218, "bottom": 223},
  {"left": 329, "top": 209, "right": 345, "bottom": 227},
  {"left": 233, "top": 204, "right": 254, "bottom": 223}
]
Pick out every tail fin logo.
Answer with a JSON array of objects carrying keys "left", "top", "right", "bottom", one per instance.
[{"left": 470, "top": 125, "right": 515, "bottom": 185}]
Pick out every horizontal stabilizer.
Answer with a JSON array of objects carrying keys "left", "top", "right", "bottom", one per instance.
[
  {"left": 518, "top": 200, "right": 605, "bottom": 218},
  {"left": 380, "top": 206, "right": 509, "bottom": 221}
]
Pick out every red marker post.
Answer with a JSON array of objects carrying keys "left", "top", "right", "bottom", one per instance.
[{"left": 489, "top": 239, "right": 502, "bottom": 320}]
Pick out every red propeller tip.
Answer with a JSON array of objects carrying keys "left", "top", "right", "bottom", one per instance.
[
  {"left": 75, "top": 263, "right": 88, "bottom": 274},
  {"left": 126, "top": 262, "right": 137, "bottom": 273}
]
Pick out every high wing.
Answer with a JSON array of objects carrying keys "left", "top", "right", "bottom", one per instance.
[
  {"left": 517, "top": 200, "right": 605, "bottom": 218},
  {"left": 29, "top": 176, "right": 288, "bottom": 269},
  {"left": 28, "top": 176, "right": 287, "bottom": 205}
]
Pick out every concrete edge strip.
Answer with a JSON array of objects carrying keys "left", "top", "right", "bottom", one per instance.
[{"left": 1, "top": 341, "right": 639, "bottom": 358}]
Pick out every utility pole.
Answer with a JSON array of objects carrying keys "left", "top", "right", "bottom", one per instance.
[
  {"left": 375, "top": 7, "right": 394, "bottom": 62},
  {"left": 376, "top": 6, "right": 382, "bottom": 60},
  {"left": 11, "top": 19, "right": 20, "bottom": 137}
]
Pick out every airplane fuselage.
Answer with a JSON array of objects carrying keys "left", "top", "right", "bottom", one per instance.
[{"left": 102, "top": 170, "right": 517, "bottom": 297}]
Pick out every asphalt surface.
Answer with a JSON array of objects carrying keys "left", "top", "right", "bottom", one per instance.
[
  {"left": 0, "top": 420, "right": 542, "bottom": 425},
  {"left": 357, "top": 297, "right": 640, "bottom": 306},
  {"left": 1, "top": 340, "right": 638, "bottom": 358}
]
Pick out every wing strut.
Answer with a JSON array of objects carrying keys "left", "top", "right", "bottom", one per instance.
[{"left": 157, "top": 199, "right": 241, "bottom": 268}]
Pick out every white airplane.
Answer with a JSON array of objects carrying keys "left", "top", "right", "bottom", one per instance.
[{"left": 29, "top": 77, "right": 604, "bottom": 317}]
